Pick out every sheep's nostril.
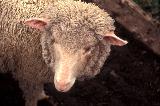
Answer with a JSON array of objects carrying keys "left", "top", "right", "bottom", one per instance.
[
  {"left": 55, "top": 80, "right": 71, "bottom": 91},
  {"left": 54, "top": 77, "right": 76, "bottom": 92}
]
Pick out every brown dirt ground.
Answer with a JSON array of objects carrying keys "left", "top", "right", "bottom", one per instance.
[{"left": 0, "top": 22, "right": 160, "bottom": 106}]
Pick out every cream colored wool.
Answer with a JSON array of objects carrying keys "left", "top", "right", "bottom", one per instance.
[{"left": 0, "top": 0, "right": 116, "bottom": 106}]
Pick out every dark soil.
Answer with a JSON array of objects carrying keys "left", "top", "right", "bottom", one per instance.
[{"left": 0, "top": 22, "right": 160, "bottom": 106}]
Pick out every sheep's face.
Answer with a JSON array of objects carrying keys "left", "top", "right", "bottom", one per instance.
[
  {"left": 24, "top": 18, "right": 127, "bottom": 92},
  {"left": 53, "top": 44, "right": 94, "bottom": 92},
  {"left": 52, "top": 30, "right": 99, "bottom": 92},
  {"left": 24, "top": 0, "right": 129, "bottom": 92}
]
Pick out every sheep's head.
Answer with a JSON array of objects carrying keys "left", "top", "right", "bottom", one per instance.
[{"left": 24, "top": 1, "right": 127, "bottom": 92}]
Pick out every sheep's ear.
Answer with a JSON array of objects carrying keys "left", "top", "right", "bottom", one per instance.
[
  {"left": 103, "top": 32, "right": 128, "bottom": 46},
  {"left": 24, "top": 18, "right": 49, "bottom": 30}
]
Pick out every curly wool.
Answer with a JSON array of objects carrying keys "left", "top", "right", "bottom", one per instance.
[
  {"left": 0, "top": 0, "right": 115, "bottom": 85},
  {"left": 0, "top": 0, "right": 115, "bottom": 105},
  {"left": 0, "top": 0, "right": 57, "bottom": 81},
  {"left": 40, "top": 0, "right": 114, "bottom": 78},
  {"left": 41, "top": 0, "right": 115, "bottom": 35}
]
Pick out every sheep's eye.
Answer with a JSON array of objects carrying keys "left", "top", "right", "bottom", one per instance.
[
  {"left": 84, "top": 46, "right": 91, "bottom": 52},
  {"left": 52, "top": 38, "right": 58, "bottom": 44},
  {"left": 50, "top": 39, "right": 55, "bottom": 44},
  {"left": 83, "top": 46, "right": 95, "bottom": 54}
]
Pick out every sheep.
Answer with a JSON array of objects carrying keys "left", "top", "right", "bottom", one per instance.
[{"left": 0, "top": 0, "right": 127, "bottom": 106}]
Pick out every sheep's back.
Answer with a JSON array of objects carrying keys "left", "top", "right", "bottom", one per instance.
[
  {"left": 0, "top": 0, "right": 53, "bottom": 77},
  {"left": 0, "top": 0, "right": 59, "bottom": 56}
]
